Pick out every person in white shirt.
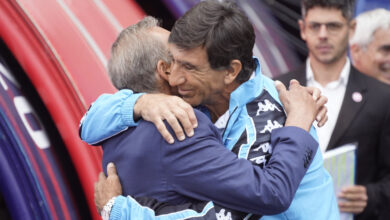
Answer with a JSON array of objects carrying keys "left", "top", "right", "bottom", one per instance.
[
  {"left": 275, "top": 0, "right": 390, "bottom": 219},
  {"left": 350, "top": 8, "right": 390, "bottom": 85}
]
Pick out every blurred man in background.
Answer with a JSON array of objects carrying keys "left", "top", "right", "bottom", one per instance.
[
  {"left": 275, "top": 0, "right": 390, "bottom": 219},
  {"left": 350, "top": 8, "right": 390, "bottom": 85}
]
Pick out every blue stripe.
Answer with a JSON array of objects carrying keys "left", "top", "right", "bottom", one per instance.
[
  {"left": 0, "top": 110, "right": 50, "bottom": 219},
  {"left": 238, "top": 118, "right": 256, "bottom": 159},
  {"left": 125, "top": 196, "right": 215, "bottom": 220}
]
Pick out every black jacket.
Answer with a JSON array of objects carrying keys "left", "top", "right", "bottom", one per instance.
[{"left": 275, "top": 65, "right": 390, "bottom": 220}]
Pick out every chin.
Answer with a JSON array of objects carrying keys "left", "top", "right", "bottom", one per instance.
[{"left": 318, "top": 56, "right": 338, "bottom": 64}]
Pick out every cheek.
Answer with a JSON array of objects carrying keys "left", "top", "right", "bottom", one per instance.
[
  {"left": 336, "top": 35, "right": 348, "bottom": 49},
  {"left": 306, "top": 39, "right": 319, "bottom": 52},
  {"left": 376, "top": 52, "right": 390, "bottom": 62},
  {"left": 189, "top": 76, "right": 209, "bottom": 96},
  {"left": 305, "top": 36, "right": 315, "bottom": 45},
  {"left": 362, "top": 56, "right": 375, "bottom": 69},
  {"left": 191, "top": 76, "right": 205, "bottom": 87},
  {"left": 374, "top": 55, "right": 382, "bottom": 66},
  {"left": 211, "top": 75, "right": 226, "bottom": 90},
  {"left": 371, "top": 52, "right": 386, "bottom": 67}
]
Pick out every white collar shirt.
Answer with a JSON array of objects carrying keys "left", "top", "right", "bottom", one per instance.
[{"left": 306, "top": 58, "right": 350, "bottom": 153}]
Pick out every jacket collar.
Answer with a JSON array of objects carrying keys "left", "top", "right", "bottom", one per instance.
[
  {"left": 229, "top": 57, "right": 263, "bottom": 112},
  {"left": 327, "top": 66, "right": 367, "bottom": 150}
]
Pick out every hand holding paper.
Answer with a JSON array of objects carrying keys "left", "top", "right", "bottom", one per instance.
[
  {"left": 338, "top": 185, "right": 368, "bottom": 214},
  {"left": 323, "top": 143, "right": 357, "bottom": 220}
]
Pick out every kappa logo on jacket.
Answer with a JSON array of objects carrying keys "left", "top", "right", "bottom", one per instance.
[
  {"left": 216, "top": 209, "right": 232, "bottom": 220},
  {"left": 232, "top": 90, "right": 286, "bottom": 167},
  {"left": 260, "top": 120, "right": 283, "bottom": 134},
  {"left": 256, "top": 99, "right": 281, "bottom": 116},
  {"left": 252, "top": 142, "right": 271, "bottom": 153},
  {"left": 213, "top": 205, "right": 261, "bottom": 220}
]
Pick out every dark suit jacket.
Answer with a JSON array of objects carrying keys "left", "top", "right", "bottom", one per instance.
[
  {"left": 275, "top": 65, "right": 390, "bottom": 220},
  {"left": 102, "top": 109, "right": 318, "bottom": 218}
]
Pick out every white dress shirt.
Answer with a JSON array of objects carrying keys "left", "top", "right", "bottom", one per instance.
[{"left": 306, "top": 58, "right": 351, "bottom": 153}]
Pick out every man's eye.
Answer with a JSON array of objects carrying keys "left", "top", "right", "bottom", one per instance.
[
  {"left": 380, "top": 45, "right": 390, "bottom": 54},
  {"left": 184, "top": 64, "right": 194, "bottom": 70},
  {"left": 327, "top": 23, "right": 343, "bottom": 31},
  {"left": 309, "top": 23, "right": 321, "bottom": 31}
]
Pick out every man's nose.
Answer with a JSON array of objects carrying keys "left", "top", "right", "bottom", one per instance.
[
  {"left": 318, "top": 25, "right": 328, "bottom": 39},
  {"left": 169, "top": 64, "right": 186, "bottom": 86}
]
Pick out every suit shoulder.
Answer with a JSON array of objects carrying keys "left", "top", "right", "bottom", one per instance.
[
  {"left": 163, "top": 108, "right": 219, "bottom": 142},
  {"left": 105, "top": 108, "right": 218, "bottom": 147},
  {"left": 273, "top": 66, "right": 306, "bottom": 86},
  {"left": 273, "top": 72, "right": 295, "bottom": 86},
  {"left": 193, "top": 109, "right": 211, "bottom": 123},
  {"left": 162, "top": 109, "right": 222, "bottom": 153},
  {"left": 355, "top": 71, "right": 390, "bottom": 96},
  {"left": 193, "top": 109, "right": 219, "bottom": 133}
]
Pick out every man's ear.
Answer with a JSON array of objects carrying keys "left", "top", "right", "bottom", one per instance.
[
  {"left": 298, "top": 19, "right": 306, "bottom": 41},
  {"left": 224, "top": 59, "right": 242, "bottom": 85},
  {"left": 349, "top": 44, "right": 361, "bottom": 64},
  {"left": 157, "top": 60, "right": 170, "bottom": 81},
  {"left": 349, "top": 19, "right": 357, "bottom": 41}
]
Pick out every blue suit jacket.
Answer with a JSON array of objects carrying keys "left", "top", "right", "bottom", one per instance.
[{"left": 102, "top": 110, "right": 318, "bottom": 219}]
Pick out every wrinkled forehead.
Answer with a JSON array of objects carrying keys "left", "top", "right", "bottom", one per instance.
[{"left": 168, "top": 43, "right": 209, "bottom": 66}]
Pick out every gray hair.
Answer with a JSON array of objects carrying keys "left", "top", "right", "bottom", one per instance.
[
  {"left": 108, "top": 16, "right": 170, "bottom": 93},
  {"left": 349, "top": 8, "right": 390, "bottom": 48},
  {"left": 301, "top": 0, "right": 355, "bottom": 21}
]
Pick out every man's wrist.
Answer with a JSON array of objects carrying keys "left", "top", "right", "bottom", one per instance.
[
  {"left": 100, "top": 196, "right": 118, "bottom": 220},
  {"left": 133, "top": 94, "right": 146, "bottom": 121},
  {"left": 285, "top": 115, "right": 312, "bottom": 132}
]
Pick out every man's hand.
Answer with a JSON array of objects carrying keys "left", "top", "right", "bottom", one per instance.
[
  {"left": 133, "top": 94, "right": 198, "bottom": 144},
  {"left": 305, "top": 86, "right": 328, "bottom": 127},
  {"left": 338, "top": 185, "right": 368, "bottom": 214},
  {"left": 275, "top": 79, "right": 327, "bottom": 131},
  {"left": 94, "top": 163, "right": 122, "bottom": 213}
]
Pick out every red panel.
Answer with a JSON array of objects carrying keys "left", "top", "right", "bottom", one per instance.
[
  {"left": 17, "top": 0, "right": 116, "bottom": 106},
  {"left": 0, "top": 2, "right": 102, "bottom": 219},
  {"left": 0, "top": 0, "right": 145, "bottom": 219}
]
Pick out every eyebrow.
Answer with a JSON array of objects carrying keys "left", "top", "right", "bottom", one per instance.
[
  {"left": 379, "top": 45, "right": 390, "bottom": 51},
  {"left": 173, "top": 57, "right": 199, "bottom": 71},
  {"left": 307, "top": 21, "right": 344, "bottom": 25},
  {"left": 180, "top": 60, "right": 198, "bottom": 70}
]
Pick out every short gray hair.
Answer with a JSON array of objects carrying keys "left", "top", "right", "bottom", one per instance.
[
  {"left": 349, "top": 8, "right": 390, "bottom": 48},
  {"left": 108, "top": 16, "right": 170, "bottom": 93}
]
